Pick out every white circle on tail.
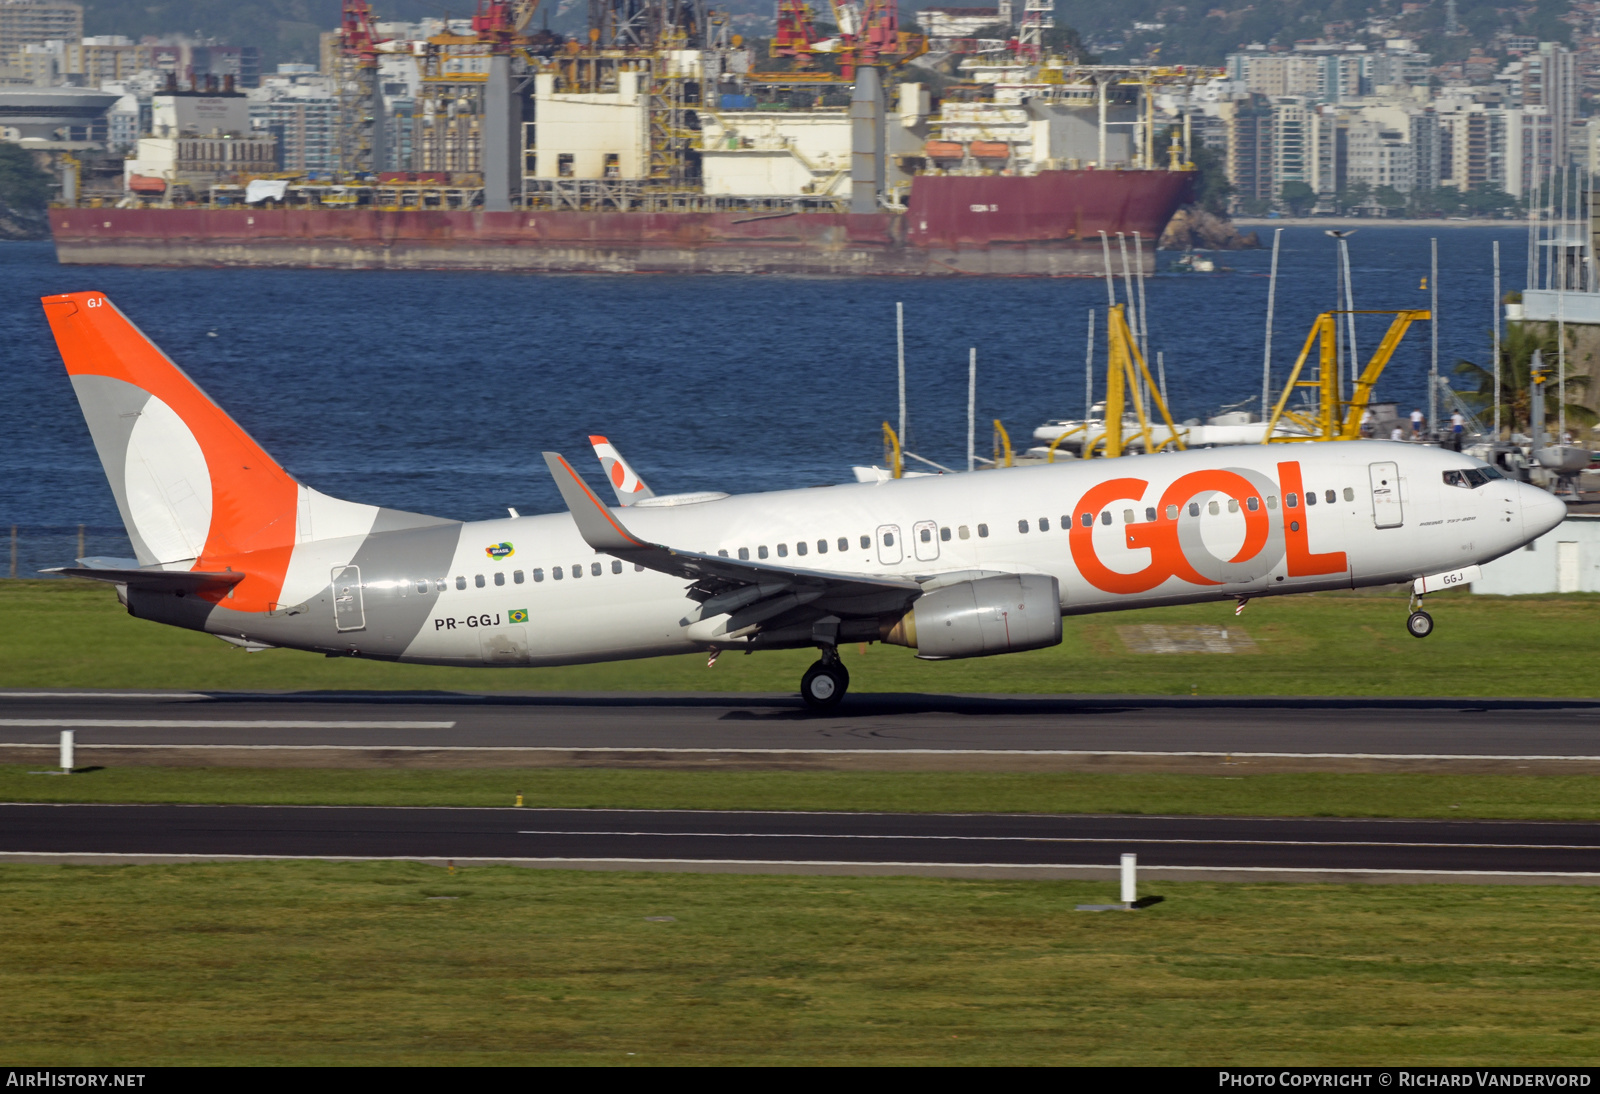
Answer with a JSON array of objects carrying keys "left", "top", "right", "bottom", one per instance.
[{"left": 122, "top": 394, "right": 213, "bottom": 565}]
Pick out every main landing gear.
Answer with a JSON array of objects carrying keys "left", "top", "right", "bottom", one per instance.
[
  {"left": 800, "top": 648, "right": 850, "bottom": 712},
  {"left": 1406, "top": 591, "right": 1434, "bottom": 639}
]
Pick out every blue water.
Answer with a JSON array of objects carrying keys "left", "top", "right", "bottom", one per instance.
[{"left": 0, "top": 226, "right": 1528, "bottom": 529}]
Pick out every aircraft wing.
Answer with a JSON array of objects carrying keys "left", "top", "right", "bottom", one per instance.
[{"left": 543, "top": 452, "right": 920, "bottom": 640}]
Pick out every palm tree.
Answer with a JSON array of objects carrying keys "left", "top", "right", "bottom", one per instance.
[{"left": 1454, "top": 321, "right": 1595, "bottom": 437}]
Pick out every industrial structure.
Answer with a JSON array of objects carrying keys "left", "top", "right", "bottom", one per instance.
[{"left": 50, "top": 0, "right": 1219, "bottom": 275}]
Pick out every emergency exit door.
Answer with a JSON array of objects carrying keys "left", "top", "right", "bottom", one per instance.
[
  {"left": 332, "top": 565, "right": 366, "bottom": 631},
  {"left": 1369, "top": 462, "right": 1403, "bottom": 529}
]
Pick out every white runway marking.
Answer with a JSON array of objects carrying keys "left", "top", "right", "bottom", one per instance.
[
  {"left": 0, "top": 692, "right": 209, "bottom": 700},
  {"left": 0, "top": 719, "right": 456, "bottom": 729},
  {"left": 514, "top": 830, "right": 1600, "bottom": 851}
]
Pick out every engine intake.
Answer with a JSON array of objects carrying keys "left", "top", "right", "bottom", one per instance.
[{"left": 881, "top": 574, "right": 1062, "bottom": 660}]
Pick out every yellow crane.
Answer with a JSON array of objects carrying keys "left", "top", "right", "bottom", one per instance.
[{"left": 1264, "top": 310, "right": 1430, "bottom": 443}]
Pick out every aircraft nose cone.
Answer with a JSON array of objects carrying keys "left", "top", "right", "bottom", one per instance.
[{"left": 1519, "top": 482, "right": 1567, "bottom": 540}]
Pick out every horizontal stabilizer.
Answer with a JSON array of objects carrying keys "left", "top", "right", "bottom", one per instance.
[{"left": 43, "top": 565, "right": 246, "bottom": 594}]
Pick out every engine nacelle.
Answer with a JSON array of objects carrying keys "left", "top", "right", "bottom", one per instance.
[{"left": 881, "top": 574, "right": 1062, "bottom": 660}]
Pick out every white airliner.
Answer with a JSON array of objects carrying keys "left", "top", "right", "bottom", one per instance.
[{"left": 42, "top": 290, "right": 1565, "bottom": 709}]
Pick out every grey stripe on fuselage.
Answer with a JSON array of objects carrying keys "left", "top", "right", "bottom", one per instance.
[
  {"left": 129, "top": 509, "right": 463, "bottom": 660},
  {"left": 67, "top": 374, "right": 158, "bottom": 565}
]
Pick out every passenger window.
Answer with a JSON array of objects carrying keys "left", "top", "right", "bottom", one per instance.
[
  {"left": 1287, "top": 493, "right": 1299, "bottom": 508},
  {"left": 920, "top": 527, "right": 932, "bottom": 543},
  {"left": 978, "top": 524, "right": 989, "bottom": 537},
  {"left": 494, "top": 572, "right": 505, "bottom": 586},
  {"left": 612, "top": 560, "right": 622, "bottom": 573},
  {"left": 635, "top": 564, "right": 644, "bottom": 571},
  {"left": 1123, "top": 509, "right": 1135, "bottom": 524},
  {"left": 860, "top": 535, "right": 870, "bottom": 549},
  {"left": 1306, "top": 491, "right": 1318, "bottom": 506},
  {"left": 817, "top": 539, "right": 828, "bottom": 554},
  {"left": 475, "top": 574, "right": 486, "bottom": 588},
  {"left": 1039, "top": 518, "right": 1049, "bottom": 532},
  {"left": 738, "top": 547, "right": 750, "bottom": 560},
  {"left": 1018, "top": 519, "right": 1029, "bottom": 534},
  {"left": 1208, "top": 501, "right": 1219, "bottom": 516},
  {"left": 1228, "top": 498, "right": 1239, "bottom": 514},
  {"left": 959, "top": 526, "right": 970, "bottom": 539},
  {"left": 533, "top": 568, "right": 544, "bottom": 582},
  {"left": 1166, "top": 504, "right": 1178, "bottom": 520},
  {"left": 455, "top": 576, "right": 466, "bottom": 590},
  {"left": 1328, "top": 490, "right": 1339, "bottom": 504},
  {"left": 571, "top": 564, "right": 582, "bottom": 579},
  {"left": 553, "top": 567, "right": 563, "bottom": 580},
  {"left": 838, "top": 537, "right": 849, "bottom": 552},
  {"left": 882, "top": 532, "right": 894, "bottom": 547},
  {"left": 513, "top": 570, "right": 524, "bottom": 584},
  {"left": 1080, "top": 513, "right": 1093, "bottom": 527},
  {"left": 1246, "top": 497, "right": 1259, "bottom": 512},
  {"left": 416, "top": 580, "right": 428, "bottom": 594},
  {"left": 1101, "top": 511, "right": 1113, "bottom": 525},
  {"left": 796, "top": 541, "right": 807, "bottom": 556},
  {"left": 758, "top": 546, "right": 768, "bottom": 559},
  {"left": 1144, "top": 507, "right": 1157, "bottom": 522},
  {"left": 940, "top": 527, "right": 951, "bottom": 542},
  {"left": 777, "top": 543, "right": 788, "bottom": 557},
  {"left": 1267, "top": 496, "right": 1278, "bottom": 510},
  {"left": 718, "top": 549, "right": 729, "bottom": 557},
  {"left": 1188, "top": 502, "right": 1199, "bottom": 517},
  {"left": 436, "top": 579, "right": 446, "bottom": 591},
  {"left": 591, "top": 562, "right": 602, "bottom": 576},
  {"left": 1342, "top": 487, "right": 1354, "bottom": 502}
]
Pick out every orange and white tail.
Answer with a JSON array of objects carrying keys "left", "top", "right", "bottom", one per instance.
[
  {"left": 588, "top": 435, "right": 655, "bottom": 506},
  {"left": 41, "top": 291, "right": 385, "bottom": 611}
]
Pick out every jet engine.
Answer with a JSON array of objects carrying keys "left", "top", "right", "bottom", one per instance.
[{"left": 881, "top": 574, "right": 1062, "bottom": 660}]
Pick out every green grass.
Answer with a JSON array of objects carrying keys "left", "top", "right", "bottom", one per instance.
[
  {"left": 4, "top": 578, "right": 1599, "bottom": 696},
  {"left": 3, "top": 861, "right": 1599, "bottom": 1065},
  {"left": 8, "top": 765, "right": 1600, "bottom": 820}
]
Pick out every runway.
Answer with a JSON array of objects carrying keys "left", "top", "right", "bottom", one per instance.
[
  {"left": 2, "top": 690, "right": 1600, "bottom": 771},
  {"left": 5, "top": 803, "right": 1599, "bottom": 884}
]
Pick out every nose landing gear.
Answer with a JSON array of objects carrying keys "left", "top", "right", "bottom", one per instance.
[
  {"left": 1406, "top": 590, "right": 1434, "bottom": 639},
  {"left": 800, "top": 648, "right": 850, "bottom": 711}
]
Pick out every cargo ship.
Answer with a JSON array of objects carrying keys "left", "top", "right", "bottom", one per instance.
[
  {"left": 48, "top": 1, "right": 1206, "bottom": 276},
  {"left": 51, "top": 169, "right": 1192, "bottom": 275}
]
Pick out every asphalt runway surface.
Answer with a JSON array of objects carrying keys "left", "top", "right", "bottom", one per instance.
[
  {"left": 1, "top": 691, "right": 1600, "bottom": 768},
  {"left": 5, "top": 803, "right": 1599, "bottom": 882}
]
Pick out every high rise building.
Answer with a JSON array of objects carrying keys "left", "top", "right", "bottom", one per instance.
[{"left": 0, "top": 0, "right": 80, "bottom": 64}]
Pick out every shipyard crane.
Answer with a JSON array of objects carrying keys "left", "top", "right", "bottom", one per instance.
[
  {"left": 770, "top": 0, "right": 925, "bottom": 79},
  {"left": 471, "top": 0, "right": 543, "bottom": 49},
  {"left": 335, "top": 0, "right": 389, "bottom": 176}
]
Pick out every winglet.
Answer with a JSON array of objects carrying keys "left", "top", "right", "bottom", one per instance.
[{"left": 542, "top": 452, "right": 649, "bottom": 552}]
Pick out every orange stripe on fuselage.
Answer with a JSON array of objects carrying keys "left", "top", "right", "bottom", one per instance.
[{"left": 41, "top": 292, "right": 297, "bottom": 613}]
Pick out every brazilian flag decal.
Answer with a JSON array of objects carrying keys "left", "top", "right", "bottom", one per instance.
[{"left": 509, "top": 609, "right": 529, "bottom": 624}]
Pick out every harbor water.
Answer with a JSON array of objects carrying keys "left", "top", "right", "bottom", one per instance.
[{"left": 0, "top": 227, "right": 1528, "bottom": 562}]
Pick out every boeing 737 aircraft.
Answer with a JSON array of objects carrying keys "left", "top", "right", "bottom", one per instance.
[{"left": 42, "top": 291, "right": 1566, "bottom": 709}]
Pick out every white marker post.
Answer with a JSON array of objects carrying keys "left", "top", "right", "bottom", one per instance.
[
  {"left": 59, "top": 729, "right": 74, "bottom": 773},
  {"left": 1121, "top": 853, "right": 1137, "bottom": 905}
]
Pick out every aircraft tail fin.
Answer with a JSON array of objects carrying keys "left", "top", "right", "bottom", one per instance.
[
  {"left": 588, "top": 435, "right": 656, "bottom": 505},
  {"left": 40, "top": 291, "right": 303, "bottom": 574}
]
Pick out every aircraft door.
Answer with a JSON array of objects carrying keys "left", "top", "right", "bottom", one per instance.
[
  {"left": 331, "top": 565, "right": 366, "bottom": 631},
  {"left": 1369, "top": 462, "right": 1403, "bottom": 529},
  {"left": 913, "top": 520, "right": 940, "bottom": 562},
  {"left": 877, "top": 524, "right": 903, "bottom": 565}
]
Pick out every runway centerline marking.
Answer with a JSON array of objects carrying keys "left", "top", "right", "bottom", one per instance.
[
  {"left": 513, "top": 830, "right": 1600, "bottom": 850},
  {"left": 0, "top": 719, "right": 457, "bottom": 729}
]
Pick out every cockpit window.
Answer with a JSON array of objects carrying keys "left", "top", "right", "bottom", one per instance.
[{"left": 1444, "top": 468, "right": 1493, "bottom": 489}]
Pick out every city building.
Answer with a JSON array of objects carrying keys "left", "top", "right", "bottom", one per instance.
[{"left": 0, "top": 0, "right": 79, "bottom": 65}]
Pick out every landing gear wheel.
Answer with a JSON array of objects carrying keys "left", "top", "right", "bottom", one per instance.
[
  {"left": 1406, "top": 610, "right": 1434, "bottom": 639},
  {"left": 801, "top": 660, "right": 848, "bottom": 712}
]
